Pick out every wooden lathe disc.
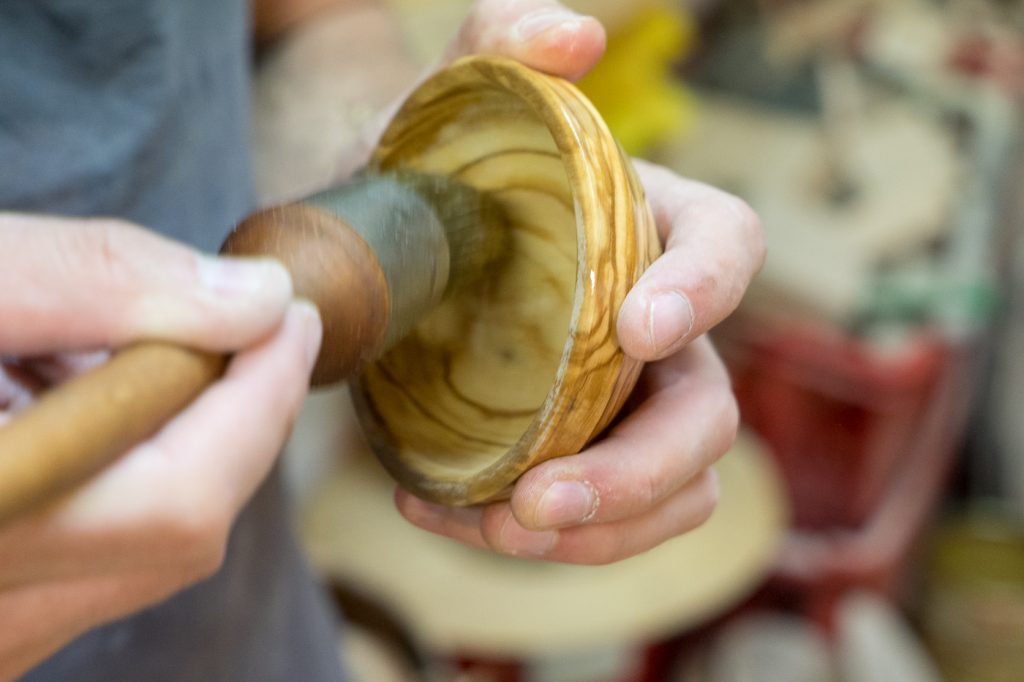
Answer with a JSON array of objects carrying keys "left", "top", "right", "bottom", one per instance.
[{"left": 301, "top": 431, "right": 787, "bottom": 657}]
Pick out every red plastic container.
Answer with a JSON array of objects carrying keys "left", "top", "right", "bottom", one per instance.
[
  {"left": 716, "top": 317, "right": 947, "bottom": 530},
  {"left": 714, "top": 315, "right": 976, "bottom": 626}
]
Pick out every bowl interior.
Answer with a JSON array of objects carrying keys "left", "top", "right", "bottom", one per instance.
[{"left": 357, "top": 76, "right": 579, "bottom": 487}]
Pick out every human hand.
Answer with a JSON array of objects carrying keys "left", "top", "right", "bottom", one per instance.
[
  {"left": 328, "top": 0, "right": 607, "bottom": 181},
  {"left": 0, "top": 215, "right": 320, "bottom": 678},
  {"left": 393, "top": 1, "right": 766, "bottom": 564}
]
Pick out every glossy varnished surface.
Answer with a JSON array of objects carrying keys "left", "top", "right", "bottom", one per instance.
[{"left": 353, "top": 56, "right": 659, "bottom": 505}]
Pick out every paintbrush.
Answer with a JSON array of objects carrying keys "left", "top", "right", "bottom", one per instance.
[{"left": 0, "top": 171, "right": 507, "bottom": 523}]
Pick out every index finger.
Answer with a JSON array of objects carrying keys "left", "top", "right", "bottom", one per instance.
[
  {"left": 617, "top": 161, "right": 766, "bottom": 362},
  {"left": 0, "top": 214, "right": 292, "bottom": 355}
]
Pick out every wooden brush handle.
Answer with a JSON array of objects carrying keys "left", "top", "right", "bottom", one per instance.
[{"left": 0, "top": 344, "right": 226, "bottom": 523}]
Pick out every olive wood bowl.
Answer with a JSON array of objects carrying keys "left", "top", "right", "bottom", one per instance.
[{"left": 352, "top": 56, "right": 660, "bottom": 506}]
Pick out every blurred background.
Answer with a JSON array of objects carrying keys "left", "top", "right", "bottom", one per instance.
[{"left": 253, "top": 1, "right": 1024, "bottom": 680}]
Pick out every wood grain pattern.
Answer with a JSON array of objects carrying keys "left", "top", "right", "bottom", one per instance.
[{"left": 352, "top": 56, "right": 660, "bottom": 505}]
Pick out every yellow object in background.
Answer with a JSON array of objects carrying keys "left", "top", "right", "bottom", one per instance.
[
  {"left": 382, "top": 0, "right": 699, "bottom": 156},
  {"left": 921, "top": 513, "right": 1024, "bottom": 682},
  {"left": 576, "top": 7, "right": 698, "bottom": 156}
]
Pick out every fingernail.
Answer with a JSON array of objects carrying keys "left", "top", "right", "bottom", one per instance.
[
  {"left": 293, "top": 300, "right": 323, "bottom": 369},
  {"left": 648, "top": 291, "right": 694, "bottom": 354},
  {"left": 536, "top": 481, "right": 597, "bottom": 528},
  {"left": 514, "top": 9, "right": 582, "bottom": 41},
  {"left": 200, "top": 256, "right": 292, "bottom": 300},
  {"left": 499, "top": 515, "right": 558, "bottom": 557}
]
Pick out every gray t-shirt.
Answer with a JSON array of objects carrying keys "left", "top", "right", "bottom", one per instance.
[{"left": 1, "top": 1, "right": 344, "bottom": 679}]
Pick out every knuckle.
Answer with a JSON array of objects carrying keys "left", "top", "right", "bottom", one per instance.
[
  {"left": 705, "top": 384, "right": 741, "bottom": 466},
  {"left": 278, "top": 356, "right": 310, "bottom": 429},
  {"left": 717, "top": 389, "right": 741, "bottom": 444},
  {"left": 155, "top": 492, "right": 231, "bottom": 580},
  {"left": 479, "top": 504, "right": 509, "bottom": 552},
  {"left": 635, "top": 466, "right": 669, "bottom": 512},
  {"left": 63, "top": 219, "right": 138, "bottom": 286},
  {"left": 180, "top": 531, "right": 228, "bottom": 582},
  {"left": 705, "top": 470, "right": 722, "bottom": 510},
  {"left": 692, "top": 473, "right": 720, "bottom": 528},
  {"left": 729, "top": 195, "right": 761, "bottom": 234},
  {"left": 589, "top": 547, "right": 622, "bottom": 566},
  {"left": 606, "top": 532, "right": 635, "bottom": 564},
  {"left": 689, "top": 185, "right": 739, "bottom": 222},
  {"left": 696, "top": 470, "right": 721, "bottom": 517},
  {"left": 626, "top": 458, "right": 667, "bottom": 512},
  {"left": 577, "top": 532, "right": 628, "bottom": 566},
  {"left": 181, "top": 523, "right": 230, "bottom": 581},
  {"left": 691, "top": 190, "right": 765, "bottom": 275},
  {"left": 669, "top": 471, "right": 720, "bottom": 538},
  {"left": 727, "top": 197, "right": 767, "bottom": 269}
]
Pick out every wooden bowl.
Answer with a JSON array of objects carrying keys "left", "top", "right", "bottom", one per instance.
[{"left": 351, "top": 56, "right": 660, "bottom": 506}]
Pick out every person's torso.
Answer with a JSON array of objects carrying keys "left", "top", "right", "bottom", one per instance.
[{"left": 0, "top": 0, "right": 252, "bottom": 249}]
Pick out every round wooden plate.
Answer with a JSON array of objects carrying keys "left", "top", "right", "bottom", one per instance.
[
  {"left": 302, "top": 431, "right": 788, "bottom": 657},
  {"left": 351, "top": 56, "right": 660, "bottom": 506}
]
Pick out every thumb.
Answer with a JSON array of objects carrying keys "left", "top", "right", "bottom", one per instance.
[
  {"left": 444, "top": 0, "right": 607, "bottom": 82},
  {"left": 0, "top": 214, "right": 292, "bottom": 355}
]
